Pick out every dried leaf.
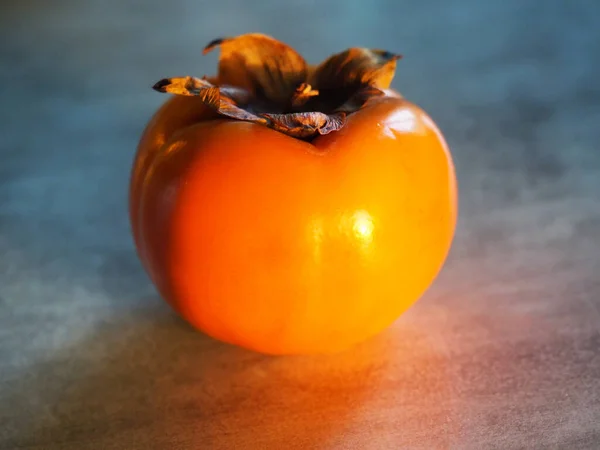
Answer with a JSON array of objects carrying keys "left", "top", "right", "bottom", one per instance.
[
  {"left": 152, "top": 36, "right": 402, "bottom": 140},
  {"left": 290, "top": 83, "right": 319, "bottom": 109},
  {"left": 204, "top": 33, "right": 308, "bottom": 105},
  {"left": 153, "top": 76, "right": 268, "bottom": 125},
  {"left": 309, "top": 48, "right": 401, "bottom": 91},
  {"left": 335, "top": 85, "right": 385, "bottom": 113},
  {"left": 261, "top": 112, "right": 346, "bottom": 138}
]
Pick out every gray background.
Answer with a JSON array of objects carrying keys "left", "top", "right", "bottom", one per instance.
[{"left": 1, "top": 0, "right": 599, "bottom": 448}]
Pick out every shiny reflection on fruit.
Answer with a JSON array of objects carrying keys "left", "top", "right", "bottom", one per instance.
[
  {"left": 351, "top": 209, "right": 374, "bottom": 245},
  {"left": 382, "top": 107, "right": 418, "bottom": 137},
  {"left": 308, "top": 216, "right": 324, "bottom": 263},
  {"left": 337, "top": 209, "right": 375, "bottom": 258},
  {"left": 308, "top": 209, "right": 374, "bottom": 262}
]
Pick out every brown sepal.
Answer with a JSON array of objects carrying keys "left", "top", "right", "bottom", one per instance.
[
  {"left": 203, "top": 33, "right": 307, "bottom": 106},
  {"left": 153, "top": 76, "right": 267, "bottom": 125},
  {"left": 263, "top": 112, "right": 346, "bottom": 139},
  {"left": 308, "top": 48, "right": 401, "bottom": 91},
  {"left": 152, "top": 33, "right": 401, "bottom": 140}
]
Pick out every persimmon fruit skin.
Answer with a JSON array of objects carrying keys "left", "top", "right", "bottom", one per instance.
[{"left": 130, "top": 92, "right": 457, "bottom": 355}]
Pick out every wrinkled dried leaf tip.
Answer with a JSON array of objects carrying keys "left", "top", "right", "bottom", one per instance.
[
  {"left": 152, "top": 79, "right": 171, "bottom": 92},
  {"left": 377, "top": 50, "right": 402, "bottom": 61},
  {"left": 152, "top": 33, "right": 401, "bottom": 140},
  {"left": 203, "top": 37, "right": 227, "bottom": 55}
]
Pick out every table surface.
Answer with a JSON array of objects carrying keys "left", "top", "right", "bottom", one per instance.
[{"left": 1, "top": 1, "right": 599, "bottom": 449}]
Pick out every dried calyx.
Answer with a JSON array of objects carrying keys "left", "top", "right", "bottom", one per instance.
[{"left": 153, "top": 33, "right": 401, "bottom": 139}]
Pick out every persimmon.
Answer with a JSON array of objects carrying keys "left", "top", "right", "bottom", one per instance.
[{"left": 130, "top": 33, "right": 457, "bottom": 355}]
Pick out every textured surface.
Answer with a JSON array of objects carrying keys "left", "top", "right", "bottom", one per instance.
[{"left": 1, "top": 0, "right": 599, "bottom": 448}]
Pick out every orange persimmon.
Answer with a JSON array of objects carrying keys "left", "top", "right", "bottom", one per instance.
[{"left": 130, "top": 33, "right": 457, "bottom": 355}]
